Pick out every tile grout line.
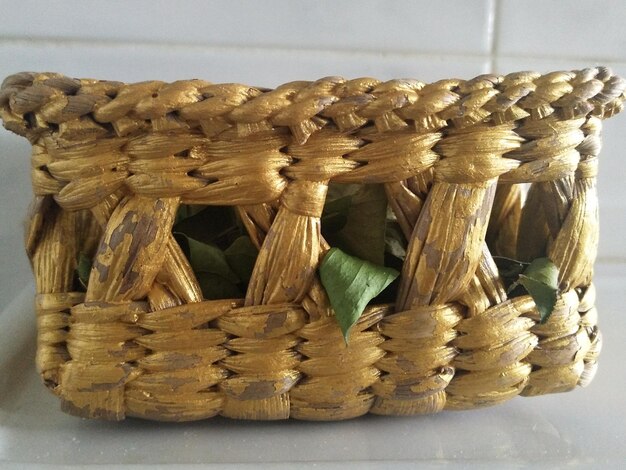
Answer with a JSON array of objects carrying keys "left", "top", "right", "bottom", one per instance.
[
  {"left": 0, "top": 35, "right": 492, "bottom": 61},
  {"left": 2, "top": 36, "right": 624, "bottom": 69},
  {"left": 489, "top": 53, "right": 626, "bottom": 69}
]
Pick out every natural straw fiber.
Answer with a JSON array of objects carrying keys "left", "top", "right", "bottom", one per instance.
[{"left": 0, "top": 68, "right": 624, "bottom": 421}]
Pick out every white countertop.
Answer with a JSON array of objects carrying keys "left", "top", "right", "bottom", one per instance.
[{"left": 1, "top": 263, "right": 625, "bottom": 469}]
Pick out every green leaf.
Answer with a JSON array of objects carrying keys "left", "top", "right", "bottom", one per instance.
[
  {"left": 174, "top": 232, "right": 240, "bottom": 284},
  {"left": 321, "top": 194, "right": 353, "bottom": 233},
  {"left": 173, "top": 205, "right": 240, "bottom": 247},
  {"left": 493, "top": 256, "right": 529, "bottom": 280},
  {"left": 323, "top": 184, "right": 388, "bottom": 265},
  {"left": 509, "top": 257, "right": 559, "bottom": 324},
  {"left": 319, "top": 247, "right": 399, "bottom": 343},
  {"left": 224, "top": 236, "right": 259, "bottom": 285},
  {"left": 326, "top": 183, "right": 360, "bottom": 202},
  {"left": 321, "top": 183, "right": 359, "bottom": 234},
  {"left": 518, "top": 277, "right": 557, "bottom": 324},
  {"left": 196, "top": 272, "right": 242, "bottom": 300},
  {"left": 77, "top": 252, "right": 92, "bottom": 289},
  {"left": 174, "top": 204, "right": 207, "bottom": 225},
  {"left": 520, "top": 257, "right": 559, "bottom": 288},
  {"left": 174, "top": 232, "right": 242, "bottom": 300}
]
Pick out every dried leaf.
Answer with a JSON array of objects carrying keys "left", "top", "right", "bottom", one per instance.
[
  {"left": 321, "top": 183, "right": 359, "bottom": 233},
  {"left": 224, "top": 236, "right": 258, "bottom": 285},
  {"left": 319, "top": 247, "right": 399, "bottom": 342},
  {"left": 494, "top": 256, "right": 528, "bottom": 281},
  {"left": 77, "top": 252, "right": 92, "bottom": 290},
  {"left": 174, "top": 204, "right": 206, "bottom": 225},
  {"left": 323, "top": 184, "right": 388, "bottom": 265},
  {"left": 174, "top": 232, "right": 260, "bottom": 300},
  {"left": 384, "top": 222, "right": 407, "bottom": 260},
  {"left": 196, "top": 272, "right": 242, "bottom": 300},
  {"left": 508, "top": 257, "right": 559, "bottom": 324},
  {"left": 321, "top": 193, "right": 353, "bottom": 233},
  {"left": 173, "top": 205, "right": 240, "bottom": 247},
  {"left": 186, "top": 235, "right": 238, "bottom": 283}
]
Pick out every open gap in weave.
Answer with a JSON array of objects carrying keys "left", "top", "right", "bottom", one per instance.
[
  {"left": 171, "top": 203, "right": 254, "bottom": 301},
  {"left": 164, "top": 181, "right": 407, "bottom": 304}
]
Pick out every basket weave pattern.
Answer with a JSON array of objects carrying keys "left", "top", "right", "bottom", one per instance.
[{"left": 1, "top": 68, "right": 624, "bottom": 421}]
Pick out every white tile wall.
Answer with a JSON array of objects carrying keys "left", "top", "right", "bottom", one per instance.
[
  {"left": 0, "top": 43, "right": 489, "bottom": 88},
  {"left": 497, "top": 0, "right": 626, "bottom": 61},
  {"left": 0, "top": 0, "right": 493, "bottom": 54},
  {"left": 1, "top": 0, "right": 625, "bottom": 310}
]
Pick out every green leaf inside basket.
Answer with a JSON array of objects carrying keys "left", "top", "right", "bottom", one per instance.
[
  {"left": 319, "top": 247, "right": 399, "bottom": 343},
  {"left": 174, "top": 232, "right": 259, "bottom": 300},
  {"left": 322, "top": 184, "right": 388, "bottom": 265},
  {"left": 77, "top": 251, "right": 92, "bottom": 290},
  {"left": 173, "top": 205, "right": 242, "bottom": 247},
  {"left": 195, "top": 271, "right": 243, "bottom": 300},
  {"left": 175, "top": 233, "right": 240, "bottom": 284},
  {"left": 506, "top": 257, "right": 559, "bottom": 324},
  {"left": 224, "top": 235, "right": 259, "bottom": 286},
  {"left": 171, "top": 203, "right": 261, "bottom": 300},
  {"left": 74, "top": 190, "right": 409, "bottom": 306}
]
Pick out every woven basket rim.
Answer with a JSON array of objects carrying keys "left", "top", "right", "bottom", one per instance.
[{"left": 0, "top": 66, "right": 622, "bottom": 422}]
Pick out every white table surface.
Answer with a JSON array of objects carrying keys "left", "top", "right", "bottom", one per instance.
[{"left": 1, "top": 263, "right": 625, "bottom": 469}]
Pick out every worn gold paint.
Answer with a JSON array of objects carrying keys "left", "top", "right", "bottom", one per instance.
[{"left": 1, "top": 68, "right": 623, "bottom": 420}]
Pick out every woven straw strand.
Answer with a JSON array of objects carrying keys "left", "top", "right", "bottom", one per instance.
[{"left": 1, "top": 67, "right": 624, "bottom": 421}]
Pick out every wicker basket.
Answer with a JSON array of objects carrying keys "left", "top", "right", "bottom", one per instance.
[{"left": 1, "top": 68, "right": 624, "bottom": 422}]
